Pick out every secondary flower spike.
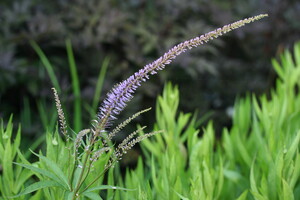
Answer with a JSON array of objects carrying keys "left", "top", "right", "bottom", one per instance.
[{"left": 96, "top": 14, "right": 268, "bottom": 133}]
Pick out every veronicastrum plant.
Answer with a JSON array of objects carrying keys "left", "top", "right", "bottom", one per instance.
[{"left": 7, "top": 14, "right": 267, "bottom": 199}]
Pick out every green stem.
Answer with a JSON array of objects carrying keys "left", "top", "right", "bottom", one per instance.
[
  {"left": 68, "top": 145, "right": 73, "bottom": 189},
  {"left": 72, "top": 150, "right": 91, "bottom": 200},
  {"left": 81, "top": 158, "right": 115, "bottom": 194},
  {"left": 69, "top": 146, "right": 78, "bottom": 190},
  {"left": 75, "top": 158, "right": 94, "bottom": 192}
]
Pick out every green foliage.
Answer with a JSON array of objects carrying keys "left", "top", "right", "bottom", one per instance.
[
  {"left": 66, "top": 39, "right": 82, "bottom": 132},
  {"left": 117, "top": 42, "right": 300, "bottom": 199},
  {"left": 0, "top": 41, "right": 114, "bottom": 199},
  {"left": 8, "top": 15, "right": 265, "bottom": 199},
  {"left": 5, "top": 127, "right": 130, "bottom": 200},
  {"left": 0, "top": 12, "right": 299, "bottom": 199},
  {"left": 0, "top": 116, "right": 33, "bottom": 199}
]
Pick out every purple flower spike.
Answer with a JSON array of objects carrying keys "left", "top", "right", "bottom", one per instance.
[{"left": 96, "top": 14, "right": 268, "bottom": 133}]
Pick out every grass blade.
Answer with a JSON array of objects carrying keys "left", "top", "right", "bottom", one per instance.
[
  {"left": 66, "top": 39, "right": 82, "bottom": 132},
  {"left": 30, "top": 40, "right": 61, "bottom": 92},
  {"left": 91, "top": 56, "right": 110, "bottom": 117}
]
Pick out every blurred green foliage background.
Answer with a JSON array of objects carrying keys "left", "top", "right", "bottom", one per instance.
[{"left": 0, "top": 0, "right": 299, "bottom": 140}]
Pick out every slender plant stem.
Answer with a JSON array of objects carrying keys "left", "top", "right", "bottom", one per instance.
[
  {"left": 67, "top": 144, "right": 73, "bottom": 189},
  {"left": 69, "top": 149, "right": 77, "bottom": 191},
  {"left": 81, "top": 161, "right": 114, "bottom": 194},
  {"left": 75, "top": 158, "right": 94, "bottom": 193},
  {"left": 72, "top": 150, "right": 91, "bottom": 200}
]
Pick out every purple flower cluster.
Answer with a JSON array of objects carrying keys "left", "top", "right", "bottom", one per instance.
[
  {"left": 97, "top": 67, "right": 152, "bottom": 128},
  {"left": 96, "top": 14, "right": 268, "bottom": 132}
]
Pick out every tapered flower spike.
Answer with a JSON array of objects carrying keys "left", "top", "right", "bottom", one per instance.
[
  {"left": 107, "top": 108, "right": 151, "bottom": 141},
  {"left": 96, "top": 14, "right": 268, "bottom": 135},
  {"left": 52, "top": 88, "right": 69, "bottom": 141},
  {"left": 115, "top": 129, "right": 162, "bottom": 160},
  {"left": 105, "top": 128, "right": 163, "bottom": 169}
]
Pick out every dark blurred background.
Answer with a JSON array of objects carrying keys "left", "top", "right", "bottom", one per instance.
[{"left": 0, "top": 0, "right": 300, "bottom": 145}]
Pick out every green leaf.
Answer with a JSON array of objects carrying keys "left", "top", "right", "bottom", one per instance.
[
  {"left": 30, "top": 40, "right": 61, "bottom": 92},
  {"left": 282, "top": 178, "right": 294, "bottom": 200},
  {"left": 250, "top": 160, "right": 268, "bottom": 200},
  {"left": 272, "top": 58, "right": 284, "bottom": 80},
  {"left": 14, "top": 166, "right": 34, "bottom": 193},
  {"left": 233, "top": 127, "right": 252, "bottom": 167},
  {"left": 275, "top": 151, "right": 284, "bottom": 190},
  {"left": 12, "top": 125, "right": 21, "bottom": 155},
  {"left": 13, "top": 162, "right": 63, "bottom": 186},
  {"left": 72, "top": 167, "right": 83, "bottom": 191},
  {"left": 31, "top": 150, "right": 70, "bottom": 190},
  {"left": 83, "top": 192, "right": 103, "bottom": 200},
  {"left": 250, "top": 191, "right": 267, "bottom": 200},
  {"left": 3, "top": 115, "right": 14, "bottom": 140},
  {"left": 203, "top": 161, "right": 213, "bottom": 198},
  {"left": 106, "top": 167, "right": 115, "bottom": 199},
  {"left": 83, "top": 185, "right": 135, "bottom": 194},
  {"left": 177, "top": 112, "right": 191, "bottom": 141},
  {"left": 289, "top": 153, "right": 300, "bottom": 189},
  {"left": 215, "top": 156, "right": 224, "bottom": 199},
  {"left": 236, "top": 190, "right": 248, "bottom": 200},
  {"left": 66, "top": 39, "right": 82, "bottom": 132},
  {"left": 285, "top": 131, "right": 300, "bottom": 166},
  {"left": 66, "top": 191, "right": 75, "bottom": 200},
  {"left": 3, "top": 138, "right": 13, "bottom": 188},
  {"left": 10, "top": 180, "right": 63, "bottom": 198},
  {"left": 189, "top": 140, "right": 201, "bottom": 172},
  {"left": 92, "top": 56, "right": 110, "bottom": 116},
  {"left": 173, "top": 189, "right": 189, "bottom": 200},
  {"left": 294, "top": 42, "right": 300, "bottom": 67},
  {"left": 28, "top": 190, "right": 43, "bottom": 200},
  {"left": 250, "top": 160, "right": 259, "bottom": 194},
  {"left": 259, "top": 176, "right": 268, "bottom": 199}
]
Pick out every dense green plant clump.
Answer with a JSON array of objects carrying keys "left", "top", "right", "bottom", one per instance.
[
  {"left": 1, "top": 14, "right": 299, "bottom": 200},
  {"left": 115, "top": 42, "right": 300, "bottom": 199}
]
